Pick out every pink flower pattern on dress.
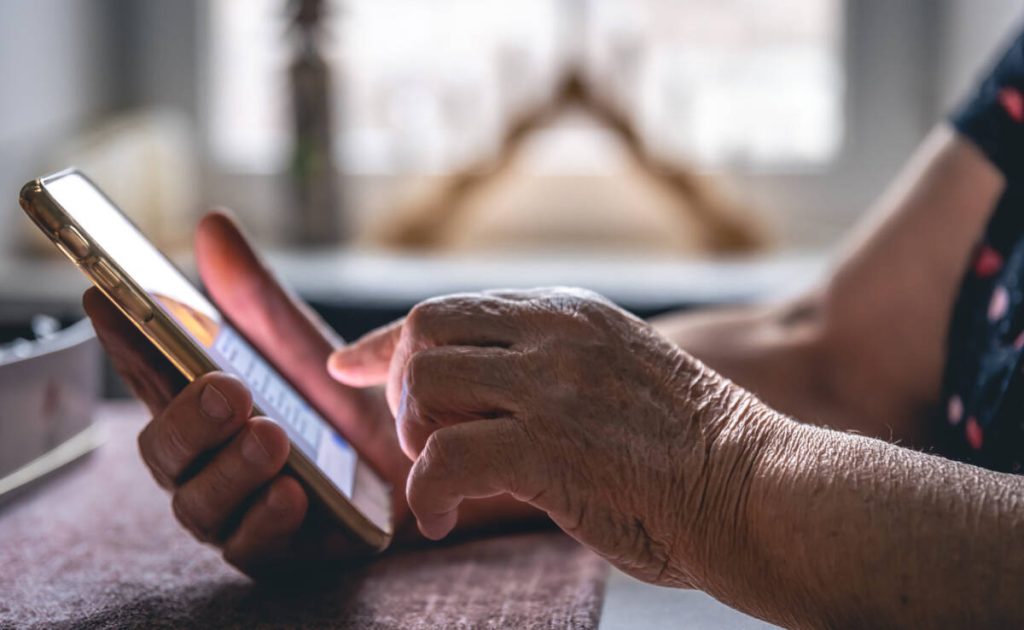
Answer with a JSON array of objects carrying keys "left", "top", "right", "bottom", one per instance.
[
  {"left": 939, "top": 32, "right": 1024, "bottom": 471},
  {"left": 947, "top": 395, "right": 964, "bottom": 426},
  {"left": 988, "top": 285, "right": 1010, "bottom": 321},
  {"left": 973, "top": 245, "right": 1004, "bottom": 278},
  {"left": 966, "top": 417, "right": 984, "bottom": 451},
  {"left": 999, "top": 87, "right": 1024, "bottom": 122}
]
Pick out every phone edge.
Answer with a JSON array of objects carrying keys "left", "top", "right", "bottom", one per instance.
[{"left": 20, "top": 172, "right": 392, "bottom": 552}]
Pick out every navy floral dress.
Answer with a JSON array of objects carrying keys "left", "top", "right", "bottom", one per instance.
[{"left": 940, "top": 30, "right": 1024, "bottom": 472}]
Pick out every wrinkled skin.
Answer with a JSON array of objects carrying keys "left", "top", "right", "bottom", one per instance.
[
  {"left": 85, "top": 210, "right": 777, "bottom": 588},
  {"left": 330, "top": 288, "right": 779, "bottom": 588}
]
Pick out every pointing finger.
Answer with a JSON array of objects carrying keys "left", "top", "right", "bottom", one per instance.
[{"left": 327, "top": 318, "right": 404, "bottom": 387}]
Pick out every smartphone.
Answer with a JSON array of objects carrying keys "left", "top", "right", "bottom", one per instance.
[{"left": 20, "top": 168, "right": 392, "bottom": 550}]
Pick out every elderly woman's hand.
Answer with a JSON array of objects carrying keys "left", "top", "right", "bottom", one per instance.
[{"left": 329, "top": 288, "right": 784, "bottom": 588}]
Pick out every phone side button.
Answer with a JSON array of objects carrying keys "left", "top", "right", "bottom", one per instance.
[
  {"left": 91, "top": 259, "right": 122, "bottom": 289},
  {"left": 57, "top": 225, "right": 90, "bottom": 260},
  {"left": 116, "top": 284, "right": 155, "bottom": 323}
]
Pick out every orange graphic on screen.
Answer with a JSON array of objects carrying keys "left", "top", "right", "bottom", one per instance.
[{"left": 153, "top": 293, "right": 220, "bottom": 349}]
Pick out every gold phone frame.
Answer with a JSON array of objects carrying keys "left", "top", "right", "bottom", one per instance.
[{"left": 20, "top": 169, "right": 392, "bottom": 551}]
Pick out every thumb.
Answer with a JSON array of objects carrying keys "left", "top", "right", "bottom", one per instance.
[{"left": 327, "top": 319, "right": 404, "bottom": 387}]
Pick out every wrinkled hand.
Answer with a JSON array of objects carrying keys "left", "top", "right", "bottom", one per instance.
[
  {"left": 329, "top": 288, "right": 781, "bottom": 588},
  {"left": 84, "top": 212, "right": 413, "bottom": 579}
]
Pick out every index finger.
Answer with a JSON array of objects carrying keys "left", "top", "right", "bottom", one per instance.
[
  {"left": 326, "top": 319, "right": 404, "bottom": 388},
  {"left": 329, "top": 296, "right": 527, "bottom": 415}
]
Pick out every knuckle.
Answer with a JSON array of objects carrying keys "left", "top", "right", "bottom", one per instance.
[
  {"left": 406, "top": 397, "right": 434, "bottom": 427},
  {"left": 404, "top": 301, "right": 435, "bottom": 336},
  {"left": 406, "top": 298, "right": 454, "bottom": 340},
  {"left": 137, "top": 423, "right": 156, "bottom": 465},
  {"left": 246, "top": 421, "right": 289, "bottom": 473},
  {"left": 160, "top": 419, "right": 194, "bottom": 474},
  {"left": 141, "top": 453, "right": 174, "bottom": 489},
  {"left": 408, "top": 456, "right": 436, "bottom": 504},
  {"left": 573, "top": 297, "right": 611, "bottom": 322},
  {"left": 204, "top": 456, "right": 238, "bottom": 499},
  {"left": 139, "top": 422, "right": 177, "bottom": 490},
  {"left": 405, "top": 350, "right": 435, "bottom": 394},
  {"left": 273, "top": 477, "right": 309, "bottom": 517},
  {"left": 446, "top": 294, "right": 487, "bottom": 313},
  {"left": 574, "top": 287, "right": 611, "bottom": 305},
  {"left": 399, "top": 400, "right": 436, "bottom": 460},
  {"left": 171, "top": 490, "right": 212, "bottom": 542},
  {"left": 541, "top": 288, "right": 617, "bottom": 320},
  {"left": 422, "top": 432, "right": 458, "bottom": 476},
  {"left": 403, "top": 401, "right": 436, "bottom": 452},
  {"left": 552, "top": 286, "right": 609, "bottom": 305},
  {"left": 222, "top": 540, "right": 256, "bottom": 574}
]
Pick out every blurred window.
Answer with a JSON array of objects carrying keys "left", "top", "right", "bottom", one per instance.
[{"left": 208, "top": 0, "right": 843, "bottom": 174}]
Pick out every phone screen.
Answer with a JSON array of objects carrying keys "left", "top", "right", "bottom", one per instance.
[{"left": 43, "top": 173, "right": 358, "bottom": 498}]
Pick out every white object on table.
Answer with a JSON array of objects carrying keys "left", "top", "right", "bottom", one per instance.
[
  {"left": 600, "top": 567, "right": 780, "bottom": 629},
  {"left": 0, "top": 318, "right": 103, "bottom": 505}
]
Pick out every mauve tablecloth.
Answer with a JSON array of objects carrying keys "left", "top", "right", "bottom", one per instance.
[{"left": 0, "top": 403, "right": 606, "bottom": 629}]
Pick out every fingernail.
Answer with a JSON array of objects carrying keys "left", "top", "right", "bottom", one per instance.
[
  {"left": 326, "top": 352, "right": 342, "bottom": 374},
  {"left": 242, "top": 428, "right": 271, "bottom": 465},
  {"left": 329, "top": 348, "right": 354, "bottom": 368},
  {"left": 200, "top": 383, "right": 233, "bottom": 420},
  {"left": 418, "top": 516, "right": 453, "bottom": 541}
]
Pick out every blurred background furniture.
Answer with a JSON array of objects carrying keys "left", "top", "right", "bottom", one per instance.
[
  {"left": 0, "top": 248, "right": 827, "bottom": 353},
  {"left": 6, "top": 0, "right": 1021, "bottom": 260},
  {"left": 0, "top": 317, "right": 102, "bottom": 506},
  {"left": 371, "top": 68, "right": 766, "bottom": 254}
]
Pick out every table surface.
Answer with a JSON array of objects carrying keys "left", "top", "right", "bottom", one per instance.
[
  {"left": 0, "top": 403, "right": 605, "bottom": 628},
  {"left": 1, "top": 402, "right": 777, "bottom": 628}
]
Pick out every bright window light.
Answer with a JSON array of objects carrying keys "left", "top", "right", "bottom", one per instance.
[{"left": 208, "top": 0, "right": 843, "bottom": 174}]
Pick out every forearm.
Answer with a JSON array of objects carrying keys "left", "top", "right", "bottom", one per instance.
[
  {"left": 651, "top": 297, "right": 900, "bottom": 441},
  {"left": 652, "top": 299, "right": 827, "bottom": 417},
  {"left": 710, "top": 413, "right": 1024, "bottom": 628},
  {"left": 653, "top": 131, "right": 1006, "bottom": 450}
]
